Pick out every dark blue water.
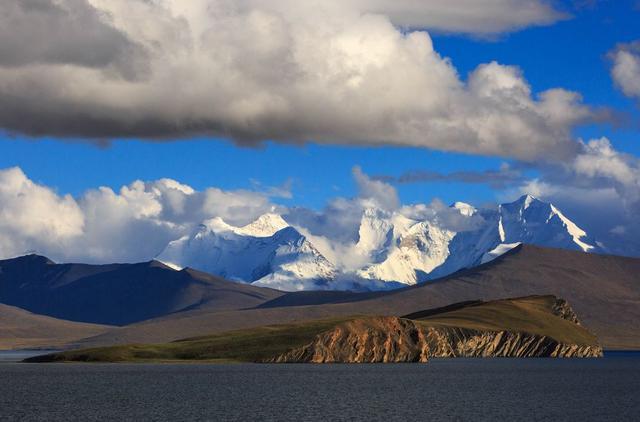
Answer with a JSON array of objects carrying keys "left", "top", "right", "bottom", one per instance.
[{"left": 1, "top": 356, "right": 639, "bottom": 421}]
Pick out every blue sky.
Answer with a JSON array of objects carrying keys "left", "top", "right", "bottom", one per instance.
[{"left": 0, "top": 0, "right": 638, "bottom": 211}]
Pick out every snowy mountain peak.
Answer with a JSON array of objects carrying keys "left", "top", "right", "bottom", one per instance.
[
  {"left": 451, "top": 202, "right": 477, "bottom": 216},
  {"left": 503, "top": 194, "right": 545, "bottom": 213},
  {"left": 198, "top": 217, "right": 235, "bottom": 235},
  {"left": 158, "top": 194, "right": 603, "bottom": 291},
  {"left": 357, "top": 219, "right": 456, "bottom": 285},
  {"left": 197, "top": 213, "right": 288, "bottom": 238},
  {"left": 157, "top": 215, "right": 336, "bottom": 291},
  {"left": 498, "top": 195, "right": 598, "bottom": 253},
  {"left": 235, "top": 213, "right": 289, "bottom": 237},
  {"left": 355, "top": 195, "right": 601, "bottom": 286},
  {"left": 519, "top": 194, "right": 538, "bottom": 209},
  {"left": 356, "top": 207, "right": 394, "bottom": 259}
]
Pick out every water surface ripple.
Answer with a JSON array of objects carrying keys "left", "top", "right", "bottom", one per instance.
[{"left": 1, "top": 357, "right": 639, "bottom": 421}]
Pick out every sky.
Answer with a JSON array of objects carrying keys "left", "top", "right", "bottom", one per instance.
[{"left": 0, "top": 0, "right": 639, "bottom": 262}]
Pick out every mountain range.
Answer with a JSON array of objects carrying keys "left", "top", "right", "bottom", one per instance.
[
  {"left": 0, "top": 254, "right": 281, "bottom": 325},
  {"left": 2, "top": 244, "right": 638, "bottom": 351},
  {"left": 2, "top": 194, "right": 637, "bottom": 352},
  {"left": 158, "top": 214, "right": 338, "bottom": 291},
  {"left": 156, "top": 195, "right": 603, "bottom": 291}
]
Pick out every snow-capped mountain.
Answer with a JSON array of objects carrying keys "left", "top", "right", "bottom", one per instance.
[
  {"left": 497, "top": 194, "right": 597, "bottom": 252},
  {"left": 158, "top": 195, "right": 601, "bottom": 291},
  {"left": 356, "top": 210, "right": 457, "bottom": 285},
  {"left": 157, "top": 213, "right": 337, "bottom": 291},
  {"left": 356, "top": 195, "right": 601, "bottom": 284}
]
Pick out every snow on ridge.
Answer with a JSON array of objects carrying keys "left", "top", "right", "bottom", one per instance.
[
  {"left": 157, "top": 196, "right": 601, "bottom": 291},
  {"left": 480, "top": 242, "right": 522, "bottom": 264},
  {"left": 157, "top": 213, "right": 338, "bottom": 292},
  {"left": 550, "top": 205, "right": 594, "bottom": 252},
  {"left": 235, "top": 213, "right": 289, "bottom": 237},
  {"left": 521, "top": 194, "right": 536, "bottom": 210}
]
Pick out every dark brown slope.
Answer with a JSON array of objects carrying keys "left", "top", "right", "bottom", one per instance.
[
  {"left": 0, "top": 303, "right": 111, "bottom": 350},
  {"left": 77, "top": 245, "right": 640, "bottom": 350},
  {"left": 0, "top": 255, "right": 283, "bottom": 325}
]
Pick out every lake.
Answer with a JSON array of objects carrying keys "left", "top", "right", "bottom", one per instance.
[{"left": 0, "top": 354, "right": 638, "bottom": 421}]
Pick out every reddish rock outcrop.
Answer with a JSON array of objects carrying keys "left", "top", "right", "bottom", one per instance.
[{"left": 267, "top": 316, "right": 603, "bottom": 363}]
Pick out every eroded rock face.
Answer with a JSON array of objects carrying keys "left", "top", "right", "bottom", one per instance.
[
  {"left": 267, "top": 316, "right": 603, "bottom": 363},
  {"left": 268, "top": 317, "right": 431, "bottom": 363},
  {"left": 425, "top": 327, "right": 602, "bottom": 358},
  {"left": 551, "top": 298, "right": 582, "bottom": 325}
]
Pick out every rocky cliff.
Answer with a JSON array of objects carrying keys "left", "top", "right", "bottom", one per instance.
[
  {"left": 267, "top": 297, "right": 603, "bottom": 363},
  {"left": 267, "top": 317, "right": 432, "bottom": 363}
]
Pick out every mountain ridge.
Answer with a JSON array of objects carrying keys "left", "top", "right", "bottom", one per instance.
[
  {"left": 0, "top": 255, "right": 283, "bottom": 325},
  {"left": 70, "top": 244, "right": 640, "bottom": 350},
  {"left": 158, "top": 219, "right": 338, "bottom": 291},
  {"left": 156, "top": 195, "right": 603, "bottom": 290}
]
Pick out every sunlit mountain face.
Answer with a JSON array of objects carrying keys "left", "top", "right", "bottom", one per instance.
[{"left": 157, "top": 195, "right": 602, "bottom": 291}]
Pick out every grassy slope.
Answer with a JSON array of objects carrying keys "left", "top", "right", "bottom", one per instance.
[
  {"left": 26, "top": 295, "right": 599, "bottom": 363},
  {"left": 413, "top": 296, "right": 598, "bottom": 346},
  {"left": 27, "top": 317, "right": 358, "bottom": 363}
]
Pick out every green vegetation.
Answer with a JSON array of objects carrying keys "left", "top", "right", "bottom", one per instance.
[{"left": 26, "top": 316, "right": 359, "bottom": 363}]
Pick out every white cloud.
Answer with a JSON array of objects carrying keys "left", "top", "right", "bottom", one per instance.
[
  {"left": 0, "top": 167, "right": 279, "bottom": 263},
  {"left": 286, "top": 197, "right": 364, "bottom": 244},
  {"left": 572, "top": 138, "right": 640, "bottom": 208},
  {"left": 0, "top": 167, "right": 85, "bottom": 256},
  {"left": 0, "top": 0, "right": 588, "bottom": 161},
  {"left": 348, "top": 0, "right": 566, "bottom": 34},
  {"left": 250, "top": 178, "right": 293, "bottom": 199},
  {"left": 400, "top": 199, "right": 487, "bottom": 232},
  {"left": 352, "top": 166, "right": 400, "bottom": 210},
  {"left": 610, "top": 41, "right": 640, "bottom": 100},
  {"left": 0, "top": 165, "right": 369, "bottom": 267}
]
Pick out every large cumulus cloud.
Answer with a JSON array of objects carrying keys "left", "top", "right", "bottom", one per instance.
[
  {"left": 0, "top": 167, "right": 84, "bottom": 255},
  {"left": 0, "top": 0, "right": 590, "bottom": 161},
  {"left": 0, "top": 0, "right": 146, "bottom": 75},
  {"left": 0, "top": 167, "right": 281, "bottom": 263}
]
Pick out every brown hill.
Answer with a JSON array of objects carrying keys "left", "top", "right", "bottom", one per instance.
[
  {"left": 0, "top": 255, "right": 283, "bottom": 325},
  {"left": 0, "top": 303, "right": 111, "bottom": 350},
  {"left": 27, "top": 296, "right": 602, "bottom": 363},
  {"left": 76, "top": 245, "right": 640, "bottom": 350}
]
